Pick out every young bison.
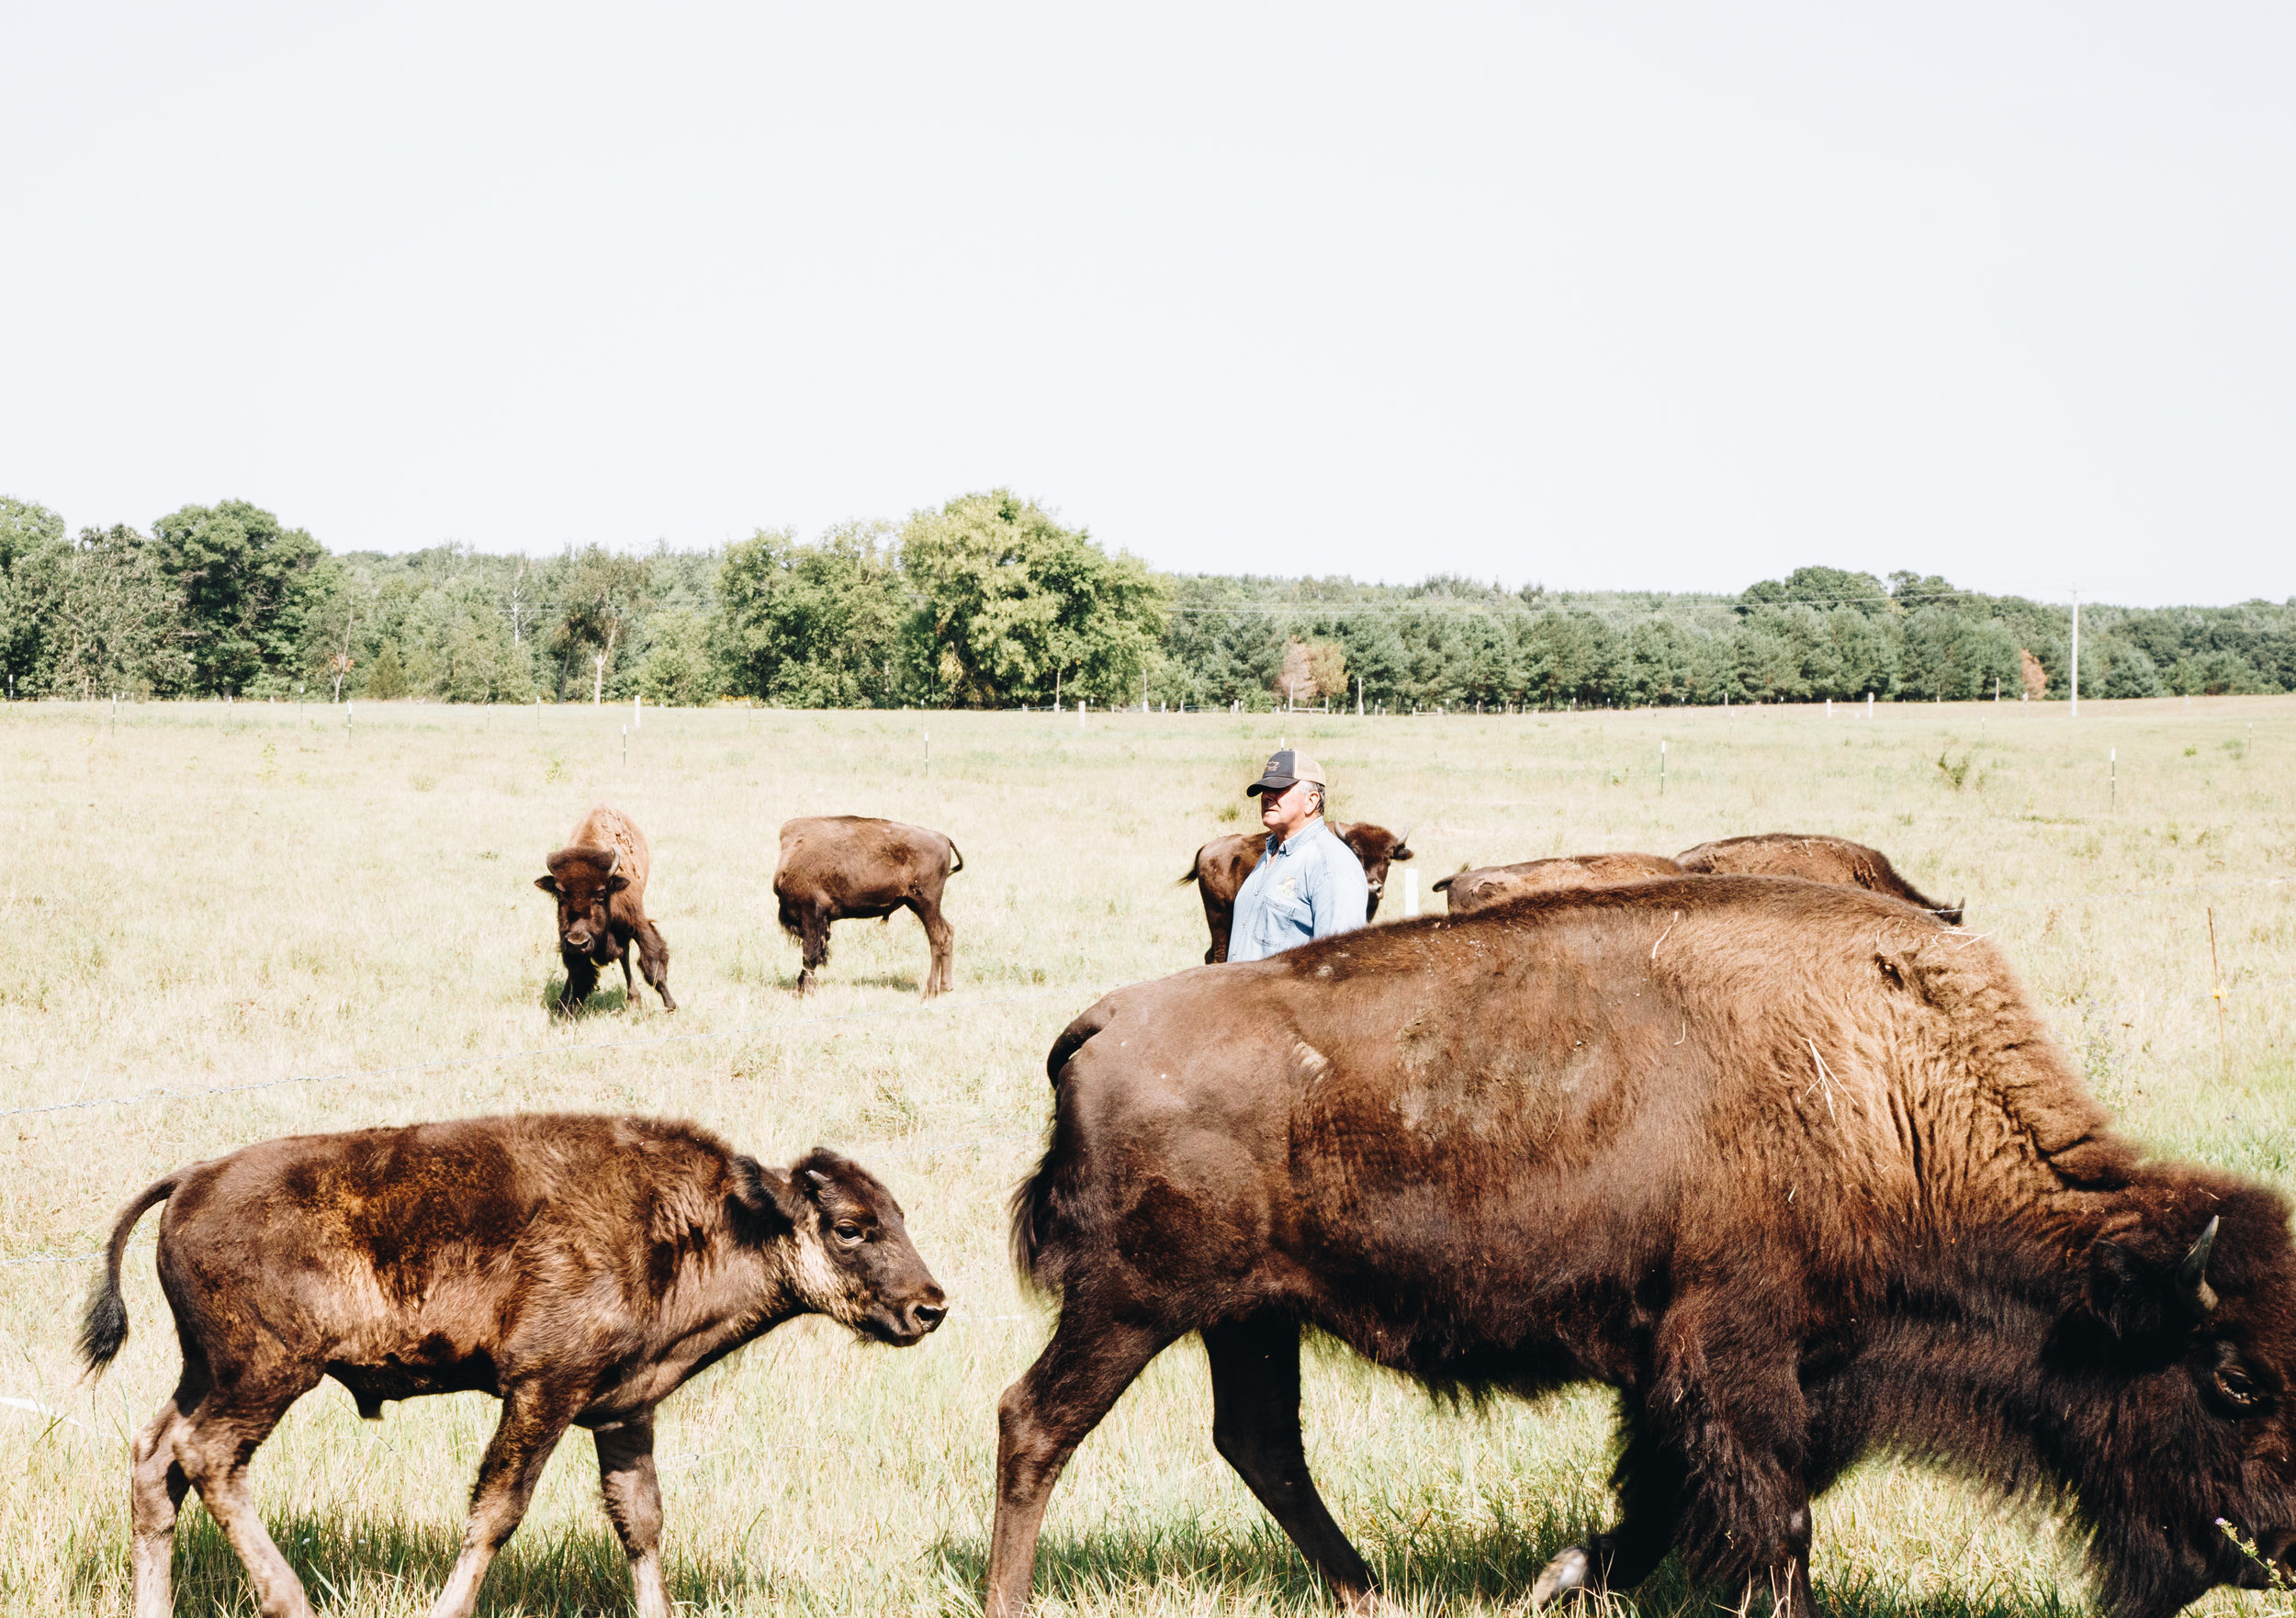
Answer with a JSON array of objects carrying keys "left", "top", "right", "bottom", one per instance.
[
  {"left": 773, "top": 815, "right": 964, "bottom": 998},
  {"left": 535, "top": 804, "right": 675, "bottom": 1013},
  {"left": 80, "top": 1113, "right": 945, "bottom": 1618},
  {"left": 1673, "top": 830, "right": 1963, "bottom": 924}
]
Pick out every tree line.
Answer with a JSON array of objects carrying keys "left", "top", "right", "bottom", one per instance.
[{"left": 4, "top": 492, "right": 2290, "bottom": 710}]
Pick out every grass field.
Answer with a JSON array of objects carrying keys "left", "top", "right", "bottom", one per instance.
[{"left": 4, "top": 693, "right": 2292, "bottom": 1618}]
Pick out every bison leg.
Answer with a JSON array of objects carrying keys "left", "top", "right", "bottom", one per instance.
[
  {"left": 558, "top": 947, "right": 598, "bottom": 1014},
  {"left": 128, "top": 1368, "right": 208, "bottom": 1618},
  {"left": 429, "top": 1382, "right": 580, "bottom": 1618},
  {"left": 909, "top": 894, "right": 954, "bottom": 999},
  {"left": 1545, "top": 1304, "right": 1820, "bottom": 1618},
  {"left": 1531, "top": 1417, "right": 1688, "bottom": 1610},
  {"left": 173, "top": 1375, "right": 319, "bottom": 1618},
  {"left": 987, "top": 1313, "right": 1177, "bottom": 1618},
  {"left": 1205, "top": 1314, "right": 1382, "bottom": 1612},
  {"left": 635, "top": 922, "right": 675, "bottom": 1012},
  {"left": 595, "top": 1416, "right": 670, "bottom": 1618},
  {"left": 793, "top": 903, "right": 832, "bottom": 995}
]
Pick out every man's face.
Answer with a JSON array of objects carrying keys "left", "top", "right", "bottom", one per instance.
[{"left": 1258, "top": 779, "right": 1317, "bottom": 835}]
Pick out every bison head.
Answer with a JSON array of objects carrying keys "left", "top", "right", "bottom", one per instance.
[
  {"left": 2072, "top": 1185, "right": 2296, "bottom": 1611},
  {"left": 535, "top": 845, "right": 626, "bottom": 962},
  {"left": 767, "top": 1148, "right": 946, "bottom": 1346},
  {"left": 1337, "top": 823, "right": 1414, "bottom": 922}
]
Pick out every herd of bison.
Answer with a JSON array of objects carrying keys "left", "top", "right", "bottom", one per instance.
[{"left": 74, "top": 797, "right": 2296, "bottom": 1618}]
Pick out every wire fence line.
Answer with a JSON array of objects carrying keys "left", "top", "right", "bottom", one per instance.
[{"left": 0, "top": 982, "right": 1114, "bottom": 1124}]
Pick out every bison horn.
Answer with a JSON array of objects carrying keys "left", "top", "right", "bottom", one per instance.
[
  {"left": 2179, "top": 1216, "right": 2221, "bottom": 1316},
  {"left": 604, "top": 847, "right": 621, "bottom": 876}
]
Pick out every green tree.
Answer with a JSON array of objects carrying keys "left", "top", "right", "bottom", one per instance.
[
  {"left": 0, "top": 497, "right": 70, "bottom": 697},
  {"left": 900, "top": 490, "right": 1167, "bottom": 708},
  {"left": 39, "top": 526, "right": 193, "bottom": 699},
  {"left": 636, "top": 607, "right": 716, "bottom": 706},
  {"left": 148, "top": 500, "right": 325, "bottom": 695},
  {"left": 715, "top": 522, "right": 907, "bottom": 707},
  {"left": 546, "top": 545, "right": 654, "bottom": 702}
]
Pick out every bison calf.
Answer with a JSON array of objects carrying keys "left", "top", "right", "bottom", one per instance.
[
  {"left": 1433, "top": 849, "right": 1683, "bottom": 914},
  {"left": 1673, "top": 830, "right": 1963, "bottom": 923},
  {"left": 81, "top": 1114, "right": 944, "bottom": 1618},
  {"left": 1179, "top": 822, "right": 1412, "bottom": 963},
  {"left": 774, "top": 815, "right": 964, "bottom": 998},
  {"left": 535, "top": 804, "right": 675, "bottom": 1013}
]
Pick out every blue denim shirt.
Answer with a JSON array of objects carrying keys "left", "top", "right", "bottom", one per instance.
[{"left": 1228, "top": 818, "right": 1371, "bottom": 962}]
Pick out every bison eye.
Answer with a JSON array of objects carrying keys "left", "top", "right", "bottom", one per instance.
[
  {"left": 2215, "top": 1365, "right": 2266, "bottom": 1412},
  {"left": 833, "top": 1220, "right": 865, "bottom": 1245}
]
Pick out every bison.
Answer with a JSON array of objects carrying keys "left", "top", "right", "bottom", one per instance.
[
  {"left": 1433, "top": 849, "right": 1683, "bottom": 914},
  {"left": 1675, "top": 831, "right": 1963, "bottom": 924},
  {"left": 1178, "top": 823, "right": 1413, "bottom": 963},
  {"left": 774, "top": 815, "right": 964, "bottom": 998},
  {"left": 80, "top": 1113, "right": 945, "bottom": 1618},
  {"left": 988, "top": 878, "right": 2296, "bottom": 1618},
  {"left": 535, "top": 804, "right": 675, "bottom": 1013}
]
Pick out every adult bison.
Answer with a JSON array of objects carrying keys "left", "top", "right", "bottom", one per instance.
[
  {"left": 774, "top": 815, "right": 964, "bottom": 998},
  {"left": 989, "top": 878, "right": 2296, "bottom": 1618},
  {"left": 535, "top": 804, "right": 675, "bottom": 1013},
  {"left": 1675, "top": 831, "right": 1962, "bottom": 924},
  {"left": 80, "top": 1113, "right": 945, "bottom": 1618},
  {"left": 1433, "top": 849, "right": 1683, "bottom": 915},
  {"left": 1179, "top": 823, "right": 1412, "bottom": 963}
]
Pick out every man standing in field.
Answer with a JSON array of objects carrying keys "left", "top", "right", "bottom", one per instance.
[{"left": 1227, "top": 748, "right": 1371, "bottom": 962}]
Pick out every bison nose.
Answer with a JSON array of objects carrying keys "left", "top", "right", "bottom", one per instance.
[{"left": 913, "top": 1301, "right": 947, "bottom": 1332}]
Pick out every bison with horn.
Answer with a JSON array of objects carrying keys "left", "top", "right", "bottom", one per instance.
[{"left": 990, "top": 876, "right": 2296, "bottom": 1618}]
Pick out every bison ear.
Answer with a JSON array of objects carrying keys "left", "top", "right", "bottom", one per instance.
[
  {"left": 1392, "top": 844, "right": 1415, "bottom": 861},
  {"left": 534, "top": 874, "right": 559, "bottom": 894},
  {"left": 727, "top": 1155, "right": 797, "bottom": 1237},
  {"left": 605, "top": 873, "right": 631, "bottom": 895},
  {"left": 2088, "top": 1240, "right": 2164, "bottom": 1340}
]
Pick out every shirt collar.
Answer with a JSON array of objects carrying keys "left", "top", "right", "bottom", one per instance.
[{"left": 1268, "top": 817, "right": 1333, "bottom": 858}]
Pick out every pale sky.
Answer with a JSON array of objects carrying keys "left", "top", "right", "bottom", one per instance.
[{"left": 4, "top": 4, "right": 2290, "bottom": 604}]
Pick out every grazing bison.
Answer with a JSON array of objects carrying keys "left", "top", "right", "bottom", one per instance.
[
  {"left": 535, "top": 804, "right": 675, "bottom": 1013},
  {"left": 1433, "top": 849, "right": 1683, "bottom": 915},
  {"left": 774, "top": 815, "right": 964, "bottom": 998},
  {"left": 1675, "top": 831, "right": 1963, "bottom": 924},
  {"left": 80, "top": 1113, "right": 945, "bottom": 1618},
  {"left": 1179, "top": 823, "right": 1413, "bottom": 963},
  {"left": 989, "top": 878, "right": 2296, "bottom": 1618}
]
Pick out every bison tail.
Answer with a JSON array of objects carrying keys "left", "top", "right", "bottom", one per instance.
[
  {"left": 1008, "top": 1154, "right": 1061, "bottom": 1294},
  {"left": 946, "top": 838, "right": 964, "bottom": 876},
  {"left": 1177, "top": 844, "right": 1207, "bottom": 886},
  {"left": 78, "top": 1174, "right": 178, "bottom": 1376}
]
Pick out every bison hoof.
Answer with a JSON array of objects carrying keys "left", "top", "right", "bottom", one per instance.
[{"left": 1531, "top": 1545, "right": 1592, "bottom": 1611}]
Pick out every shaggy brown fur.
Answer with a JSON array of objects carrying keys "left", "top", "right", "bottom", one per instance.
[
  {"left": 773, "top": 815, "right": 964, "bottom": 998},
  {"left": 535, "top": 805, "right": 674, "bottom": 1013},
  {"left": 1433, "top": 849, "right": 1683, "bottom": 914},
  {"left": 79, "top": 1113, "right": 945, "bottom": 1618},
  {"left": 1674, "top": 831, "right": 1963, "bottom": 924},
  {"left": 1177, "top": 822, "right": 1412, "bottom": 963},
  {"left": 992, "top": 878, "right": 2296, "bottom": 1618}
]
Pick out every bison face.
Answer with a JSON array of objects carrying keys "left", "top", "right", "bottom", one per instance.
[
  {"left": 1338, "top": 825, "right": 1413, "bottom": 922},
  {"left": 535, "top": 848, "right": 627, "bottom": 961},
  {"left": 2079, "top": 1192, "right": 2296, "bottom": 1604},
  {"left": 782, "top": 1148, "right": 946, "bottom": 1346}
]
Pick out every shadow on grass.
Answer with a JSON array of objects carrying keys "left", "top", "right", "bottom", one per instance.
[
  {"left": 541, "top": 978, "right": 632, "bottom": 1019},
  {"left": 773, "top": 972, "right": 924, "bottom": 994},
  {"left": 925, "top": 1509, "right": 2098, "bottom": 1618},
  {"left": 72, "top": 1506, "right": 785, "bottom": 1615}
]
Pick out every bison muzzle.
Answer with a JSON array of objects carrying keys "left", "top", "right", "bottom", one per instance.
[
  {"left": 989, "top": 877, "right": 2296, "bottom": 1618},
  {"left": 80, "top": 1113, "right": 945, "bottom": 1618}
]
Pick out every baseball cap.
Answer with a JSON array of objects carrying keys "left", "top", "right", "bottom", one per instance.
[{"left": 1245, "top": 748, "right": 1328, "bottom": 797}]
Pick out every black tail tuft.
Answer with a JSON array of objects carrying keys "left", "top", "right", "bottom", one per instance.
[
  {"left": 78, "top": 1283, "right": 129, "bottom": 1373},
  {"left": 1008, "top": 1149, "right": 1066, "bottom": 1297},
  {"left": 77, "top": 1172, "right": 179, "bottom": 1376}
]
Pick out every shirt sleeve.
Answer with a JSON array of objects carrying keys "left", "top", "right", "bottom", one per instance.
[{"left": 1310, "top": 838, "right": 1371, "bottom": 939}]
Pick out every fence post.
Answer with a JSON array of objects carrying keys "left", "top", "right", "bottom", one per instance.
[
  {"left": 2110, "top": 747, "right": 2116, "bottom": 810},
  {"left": 623, "top": 725, "right": 628, "bottom": 765},
  {"left": 1660, "top": 737, "right": 1667, "bottom": 794}
]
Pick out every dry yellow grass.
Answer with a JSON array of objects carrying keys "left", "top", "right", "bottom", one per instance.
[{"left": 2, "top": 694, "right": 2291, "bottom": 1616}]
